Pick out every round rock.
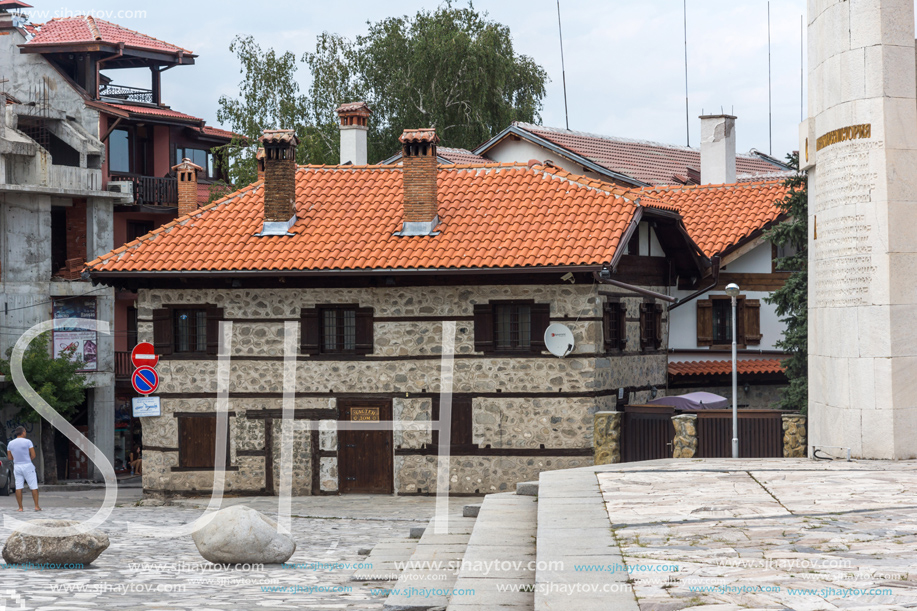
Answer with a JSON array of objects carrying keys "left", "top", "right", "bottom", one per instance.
[
  {"left": 191, "top": 505, "right": 295, "bottom": 564},
  {"left": 2, "top": 520, "right": 110, "bottom": 565}
]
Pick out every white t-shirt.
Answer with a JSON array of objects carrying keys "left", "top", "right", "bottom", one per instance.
[{"left": 7, "top": 437, "right": 33, "bottom": 464}]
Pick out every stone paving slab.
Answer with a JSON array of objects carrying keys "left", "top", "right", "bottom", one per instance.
[
  {"left": 352, "top": 538, "right": 419, "bottom": 582},
  {"left": 594, "top": 459, "right": 917, "bottom": 611}
]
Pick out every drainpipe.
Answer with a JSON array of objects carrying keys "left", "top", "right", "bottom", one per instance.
[{"left": 592, "top": 270, "right": 677, "bottom": 303}]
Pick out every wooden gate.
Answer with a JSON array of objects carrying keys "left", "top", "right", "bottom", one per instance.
[
  {"left": 622, "top": 405, "right": 676, "bottom": 462},
  {"left": 695, "top": 410, "right": 784, "bottom": 458}
]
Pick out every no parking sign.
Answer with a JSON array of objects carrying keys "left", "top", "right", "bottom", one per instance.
[{"left": 131, "top": 366, "right": 159, "bottom": 395}]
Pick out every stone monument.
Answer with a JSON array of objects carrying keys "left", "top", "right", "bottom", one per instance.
[{"left": 802, "top": 0, "right": 917, "bottom": 458}]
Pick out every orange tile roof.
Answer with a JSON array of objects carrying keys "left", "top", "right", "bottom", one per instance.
[
  {"left": 104, "top": 103, "right": 202, "bottom": 123},
  {"left": 639, "top": 180, "right": 789, "bottom": 256},
  {"left": 87, "top": 163, "right": 659, "bottom": 274},
  {"left": 669, "top": 358, "right": 787, "bottom": 377},
  {"left": 26, "top": 16, "right": 192, "bottom": 56}
]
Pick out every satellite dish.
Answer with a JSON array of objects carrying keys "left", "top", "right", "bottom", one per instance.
[{"left": 544, "top": 323, "right": 575, "bottom": 358}]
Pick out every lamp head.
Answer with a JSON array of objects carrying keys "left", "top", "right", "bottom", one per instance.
[{"left": 724, "top": 283, "right": 740, "bottom": 298}]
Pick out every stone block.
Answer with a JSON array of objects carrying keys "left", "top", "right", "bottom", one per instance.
[
  {"left": 672, "top": 414, "right": 697, "bottom": 459},
  {"left": 782, "top": 415, "right": 808, "bottom": 458},
  {"left": 515, "top": 481, "right": 539, "bottom": 496},
  {"left": 409, "top": 527, "right": 425, "bottom": 539},
  {"left": 462, "top": 504, "right": 481, "bottom": 518},
  {"left": 593, "top": 411, "right": 622, "bottom": 465}
]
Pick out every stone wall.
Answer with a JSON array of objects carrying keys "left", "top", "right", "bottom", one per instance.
[
  {"left": 138, "top": 284, "right": 669, "bottom": 495},
  {"left": 672, "top": 414, "right": 697, "bottom": 458},
  {"left": 782, "top": 414, "right": 807, "bottom": 458},
  {"left": 593, "top": 411, "right": 622, "bottom": 465}
]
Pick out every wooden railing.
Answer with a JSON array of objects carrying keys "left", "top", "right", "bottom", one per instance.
[
  {"left": 115, "top": 352, "right": 132, "bottom": 379},
  {"left": 110, "top": 174, "right": 177, "bottom": 206}
]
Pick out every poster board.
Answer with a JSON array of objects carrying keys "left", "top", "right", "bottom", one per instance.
[{"left": 52, "top": 297, "right": 97, "bottom": 371}]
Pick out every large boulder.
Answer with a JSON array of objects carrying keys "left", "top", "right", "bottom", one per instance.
[
  {"left": 191, "top": 505, "right": 295, "bottom": 564},
  {"left": 2, "top": 520, "right": 109, "bottom": 565}
]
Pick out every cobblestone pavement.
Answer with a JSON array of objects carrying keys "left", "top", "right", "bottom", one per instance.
[
  {"left": 597, "top": 459, "right": 917, "bottom": 611},
  {"left": 0, "top": 491, "right": 469, "bottom": 610}
]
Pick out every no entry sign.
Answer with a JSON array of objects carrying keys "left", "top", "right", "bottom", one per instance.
[
  {"left": 132, "top": 366, "right": 159, "bottom": 395},
  {"left": 131, "top": 342, "right": 159, "bottom": 368}
]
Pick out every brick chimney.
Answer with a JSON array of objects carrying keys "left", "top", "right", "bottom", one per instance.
[
  {"left": 398, "top": 128, "right": 439, "bottom": 236},
  {"left": 336, "top": 101, "right": 371, "bottom": 165},
  {"left": 258, "top": 129, "right": 299, "bottom": 236},
  {"left": 256, "top": 147, "right": 265, "bottom": 181},
  {"left": 172, "top": 158, "right": 202, "bottom": 217},
  {"left": 700, "top": 114, "right": 737, "bottom": 185}
]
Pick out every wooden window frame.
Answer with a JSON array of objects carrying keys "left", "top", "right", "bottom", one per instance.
[
  {"left": 603, "top": 301, "right": 628, "bottom": 353},
  {"left": 473, "top": 300, "right": 550, "bottom": 355},
  {"left": 152, "top": 304, "right": 223, "bottom": 357},
  {"left": 639, "top": 301, "right": 663, "bottom": 351},
  {"left": 300, "top": 304, "right": 374, "bottom": 356}
]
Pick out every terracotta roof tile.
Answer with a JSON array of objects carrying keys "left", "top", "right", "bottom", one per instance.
[
  {"left": 669, "top": 359, "right": 787, "bottom": 377},
  {"left": 400, "top": 129, "right": 438, "bottom": 144},
  {"left": 26, "top": 16, "right": 192, "bottom": 55},
  {"left": 87, "top": 163, "right": 645, "bottom": 274},
  {"left": 102, "top": 103, "right": 202, "bottom": 123},
  {"left": 513, "top": 122, "right": 789, "bottom": 186},
  {"left": 639, "top": 180, "right": 789, "bottom": 256}
]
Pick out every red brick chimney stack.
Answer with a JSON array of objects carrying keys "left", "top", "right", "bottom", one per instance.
[
  {"left": 398, "top": 128, "right": 439, "bottom": 236},
  {"left": 258, "top": 129, "right": 299, "bottom": 235},
  {"left": 172, "top": 158, "right": 202, "bottom": 217}
]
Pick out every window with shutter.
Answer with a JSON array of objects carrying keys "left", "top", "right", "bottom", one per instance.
[
  {"left": 744, "top": 299, "right": 762, "bottom": 345},
  {"left": 308, "top": 304, "right": 374, "bottom": 355},
  {"left": 300, "top": 307, "right": 320, "bottom": 354},
  {"left": 431, "top": 396, "right": 475, "bottom": 449},
  {"left": 173, "top": 308, "right": 207, "bottom": 354},
  {"left": 640, "top": 302, "right": 659, "bottom": 350},
  {"left": 530, "top": 304, "right": 551, "bottom": 353},
  {"left": 653, "top": 304, "right": 663, "bottom": 349},
  {"left": 696, "top": 300, "right": 713, "bottom": 346},
  {"left": 709, "top": 296, "right": 747, "bottom": 348},
  {"left": 206, "top": 307, "right": 224, "bottom": 355},
  {"left": 178, "top": 416, "right": 216, "bottom": 468}
]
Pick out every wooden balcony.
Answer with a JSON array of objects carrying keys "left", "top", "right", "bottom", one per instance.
[
  {"left": 110, "top": 174, "right": 177, "bottom": 207},
  {"left": 115, "top": 352, "right": 132, "bottom": 379}
]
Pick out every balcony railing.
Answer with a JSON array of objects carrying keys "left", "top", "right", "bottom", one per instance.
[
  {"left": 99, "top": 84, "right": 154, "bottom": 104},
  {"left": 115, "top": 352, "right": 132, "bottom": 379},
  {"left": 110, "top": 174, "right": 177, "bottom": 206}
]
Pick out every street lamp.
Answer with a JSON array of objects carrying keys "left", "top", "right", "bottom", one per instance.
[{"left": 725, "top": 282, "right": 740, "bottom": 459}]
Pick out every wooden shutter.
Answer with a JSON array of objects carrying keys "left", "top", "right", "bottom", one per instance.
[
  {"left": 654, "top": 303, "right": 663, "bottom": 349},
  {"left": 530, "top": 304, "right": 551, "bottom": 352},
  {"left": 355, "top": 307, "right": 375, "bottom": 355},
  {"left": 300, "top": 307, "right": 320, "bottom": 354},
  {"left": 179, "top": 416, "right": 216, "bottom": 468},
  {"left": 603, "top": 303, "right": 615, "bottom": 352},
  {"left": 744, "top": 299, "right": 761, "bottom": 345},
  {"left": 152, "top": 308, "right": 173, "bottom": 355},
  {"left": 432, "top": 396, "right": 474, "bottom": 448},
  {"left": 639, "top": 303, "right": 649, "bottom": 349},
  {"left": 473, "top": 304, "right": 494, "bottom": 353},
  {"left": 205, "top": 307, "right": 224, "bottom": 355},
  {"left": 696, "top": 300, "right": 713, "bottom": 346}
]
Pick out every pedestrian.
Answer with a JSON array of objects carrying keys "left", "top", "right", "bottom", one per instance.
[{"left": 7, "top": 427, "right": 40, "bottom": 512}]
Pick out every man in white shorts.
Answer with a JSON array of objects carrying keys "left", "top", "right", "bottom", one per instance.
[{"left": 7, "top": 427, "right": 40, "bottom": 512}]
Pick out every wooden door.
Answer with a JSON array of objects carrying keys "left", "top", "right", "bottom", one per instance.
[{"left": 338, "top": 399, "right": 393, "bottom": 494}]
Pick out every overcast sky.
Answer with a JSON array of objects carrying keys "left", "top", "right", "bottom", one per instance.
[{"left": 24, "top": 0, "right": 808, "bottom": 158}]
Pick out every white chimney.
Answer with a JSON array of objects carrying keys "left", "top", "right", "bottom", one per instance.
[
  {"left": 336, "top": 101, "right": 371, "bottom": 165},
  {"left": 699, "top": 114, "right": 737, "bottom": 185}
]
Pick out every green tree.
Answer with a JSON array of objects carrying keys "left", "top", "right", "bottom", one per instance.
[
  {"left": 217, "top": 2, "right": 549, "bottom": 183},
  {"left": 764, "top": 153, "right": 807, "bottom": 412},
  {"left": 0, "top": 334, "right": 92, "bottom": 484}
]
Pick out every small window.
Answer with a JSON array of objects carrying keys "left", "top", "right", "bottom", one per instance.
[
  {"left": 495, "top": 304, "right": 532, "bottom": 351},
  {"left": 603, "top": 302, "right": 627, "bottom": 353},
  {"left": 322, "top": 308, "right": 357, "bottom": 353},
  {"left": 639, "top": 302, "right": 663, "bottom": 351},
  {"left": 712, "top": 300, "right": 733, "bottom": 343},
  {"left": 173, "top": 309, "right": 207, "bottom": 353},
  {"left": 109, "top": 129, "right": 130, "bottom": 173},
  {"left": 696, "top": 297, "right": 759, "bottom": 348},
  {"left": 126, "top": 220, "right": 154, "bottom": 243}
]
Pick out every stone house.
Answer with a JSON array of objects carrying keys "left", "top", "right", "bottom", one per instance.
[{"left": 85, "top": 108, "right": 710, "bottom": 495}]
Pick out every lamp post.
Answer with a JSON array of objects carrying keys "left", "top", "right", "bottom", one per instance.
[{"left": 725, "top": 283, "right": 740, "bottom": 459}]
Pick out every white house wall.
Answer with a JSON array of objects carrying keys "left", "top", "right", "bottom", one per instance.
[
  {"left": 484, "top": 138, "right": 610, "bottom": 183},
  {"left": 723, "top": 242, "right": 773, "bottom": 274}
]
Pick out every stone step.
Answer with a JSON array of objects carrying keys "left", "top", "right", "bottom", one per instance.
[
  {"left": 383, "top": 512, "right": 476, "bottom": 611},
  {"left": 351, "top": 537, "right": 419, "bottom": 582},
  {"left": 462, "top": 504, "right": 481, "bottom": 518},
  {"left": 515, "top": 481, "right": 539, "bottom": 496},
  {"left": 446, "top": 492, "right": 537, "bottom": 611},
  {"left": 533, "top": 468, "right": 637, "bottom": 611}
]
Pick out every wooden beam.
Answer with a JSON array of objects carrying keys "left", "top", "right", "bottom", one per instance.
[{"left": 721, "top": 234, "right": 769, "bottom": 268}]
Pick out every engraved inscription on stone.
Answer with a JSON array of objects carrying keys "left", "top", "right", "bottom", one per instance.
[{"left": 813, "top": 140, "right": 881, "bottom": 307}]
